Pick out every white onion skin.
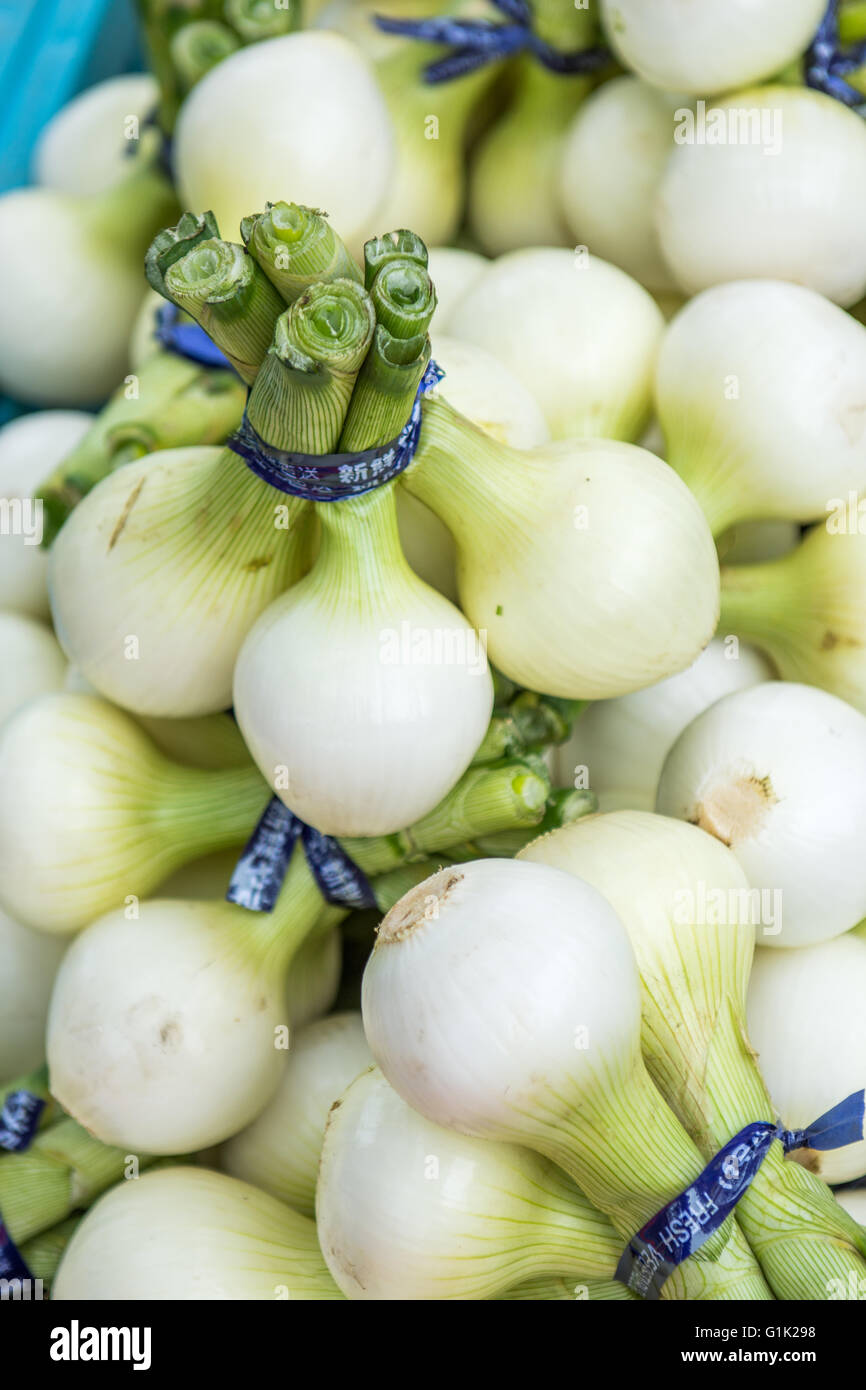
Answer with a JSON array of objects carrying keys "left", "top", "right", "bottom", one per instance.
[
  {"left": 174, "top": 33, "right": 394, "bottom": 247},
  {"left": 128, "top": 287, "right": 165, "bottom": 371},
  {"left": 362, "top": 859, "right": 641, "bottom": 1147},
  {"left": 599, "top": 0, "right": 826, "bottom": 96},
  {"left": 559, "top": 77, "right": 680, "bottom": 292},
  {"left": 427, "top": 248, "right": 489, "bottom": 332},
  {"left": 656, "top": 281, "right": 866, "bottom": 533},
  {"left": 446, "top": 248, "right": 664, "bottom": 441},
  {"left": 837, "top": 1188, "right": 866, "bottom": 1225},
  {"left": 33, "top": 74, "right": 159, "bottom": 195},
  {"left": 657, "top": 682, "right": 866, "bottom": 948},
  {"left": 0, "top": 611, "right": 67, "bottom": 726},
  {"left": 0, "top": 411, "right": 92, "bottom": 618},
  {"left": 221, "top": 1013, "right": 371, "bottom": 1215},
  {"left": 655, "top": 88, "right": 866, "bottom": 307},
  {"left": 49, "top": 446, "right": 313, "bottom": 717},
  {"left": 46, "top": 898, "right": 289, "bottom": 1153},
  {"left": 316, "top": 1065, "right": 619, "bottom": 1300},
  {"left": 233, "top": 518, "right": 494, "bottom": 836},
  {"left": 407, "top": 417, "right": 720, "bottom": 699},
  {"left": 747, "top": 935, "right": 866, "bottom": 1185},
  {"left": 0, "top": 189, "right": 158, "bottom": 406},
  {"left": 52, "top": 1166, "right": 342, "bottom": 1300},
  {"left": 554, "top": 638, "right": 773, "bottom": 812},
  {"left": 0, "top": 907, "right": 66, "bottom": 1076}
]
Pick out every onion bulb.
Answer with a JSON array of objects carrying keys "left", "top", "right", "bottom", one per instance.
[
  {"left": 362, "top": 857, "right": 771, "bottom": 1300},
  {"left": 0, "top": 611, "right": 67, "bottom": 727},
  {"left": 317, "top": 1065, "right": 629, "bottom": 1300},
  {"left": 0, "top": 693, "right": 268, "bottom": 933},
  {"left": 656, "top": 281, "right": 866, "bottom": 535},
  {"left": 747, "top": 930, "right": 866, "bottom": 1185},
  {"left": 0, "top": 411, "right": 91, "bottom": 619},
  {"left": 427, "top": 248, "right": 489, "bottom": 331},
  {"left": 221, "top": 1013, "right": 372, "bottom": 1214},
  {"left": 657, "top": 681, "right": 866, "bottom": 947},
  {"left": 46, "top": 878, "right": 323, "bottom": 1151},
  {"left": 49, "top": 445, "right": 314, "bottom": 716},
  {"left": 655, "top": 87, "right": 866, "bottom": 307},
  {"left": 174, "top": 33, "right": 394, "bottom": 248},
  {"left": 233, "top": 484, "right": 494, "bottom": 837},
  {"left": 599, "top": 0, "right": 827, "bottom": 96},
  {"left": 0, "top": 907, "right": 66, "bottom": 1076},
  {"left": 53, "top": 1167, "right": 342, "bottom": 1300},
  {"left": 447, "top": 248, "right": 664, "bottom": 441},
  {"left": 404, "top": 399, "right": 719, "bottom": 698},
  {"left": 0, "top": 166, "right": 177, "bottom": 406},
  {"left": 33, "top": 74, "right": 160, "bottom": 195},
  {"left": 554, "top": 637, "right": 773, "bottom": 812},
  {"left": 559, "top": 77, "right": 681, "bottom": 292}
]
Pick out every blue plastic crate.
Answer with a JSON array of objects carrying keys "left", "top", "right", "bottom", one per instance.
[{"left": 0, "top": 0, "right": 143, "bottom": 421}]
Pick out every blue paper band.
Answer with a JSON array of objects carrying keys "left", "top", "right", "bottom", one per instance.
[
  {"left": 374, "top": 0, "right": 610, "bottom": 83},
  {"left": 155, "top": 303, "right": 236, "bottom": 372},
  {"left": 0, "top": 1089, "right": 44, "bottom": 1152},
  {"left": 227, "top": 359, "right": 443, "bottom": 502},
  {"left": 617, "top": 1089, "right": 866, "bottom": 1299},
  {"left": 0, "top": 1214, "right": 32, "bottom": 1285},
  {"left": 226, "top": 795, "right": 377, "bottom": 914},
  {"left": 805, "top": 0, "right": 866, "bottom": 106}
]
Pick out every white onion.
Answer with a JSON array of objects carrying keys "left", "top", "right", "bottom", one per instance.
[
  {"left": 53, "top": 1166, "right": 342, "bottom": 1300},
  {"left": 221, "top": 1013, "right": 371, "bottom": 1215},
  {"left": 447, "top": 248, "right": 664, "bottom": 440},
  {"left": 0, "top": 411, "right": 91, "bottom": 618},
  {"left": 655, "top": 87, "right": 866, "bottom": 307},
  {"left": 656, "top": 280, "right": 866, "bottom": 534},
  {"left": 174, "top": 33, "right": 394, "bottom": 247},
  {"left": 0, "top": 611, "right": 67, "bottom": 727},
  {"left": 836, "top": 1189, "right": 866, "bottom": 1225},
  {"left": 427, "top": 247, "right": 489, "bottom": 331},
  {"left": 0, "top": 169, "right": 176, "bottom": 406},
  {"left": 33, "top": 74, "right": 159, "bottom": 195},
  {"left": 233, "top": 487, "right": 494, "bottom": 837},
  {"left": 46, "top": 891, "right": 308, "bottom": 1152},
  {"left": 599, "top": 0, "right": 826, "bottom": 96},
  {"left": 554, "top": 638, "right": 774, "bottom": 812},
  {"left": 316, "top": 1065, "right": 625, "bottom": 1300},
  {"left": 657, "top": 682, "right": 866, "bottom": 947},
  {"left": 406, "top": 407, "right": 720, "bottom": 698},
  {"left": 0, "top": 907, "right": 66, "bottom": 1076},
  {"left": 559, "top": 77, "right": 680, "bottom": 292},
  {"left": 362, "top": 857, "right": 770, "bottom": 1299},
  {"left": 49, "top": 446, "right": 313, "bottom": 717},
  {"left": 747, "top": 933, "right": 866, "bottom": 1186},
  {"left": 0, "top": 693, "right": 268, "bottom": 933}
]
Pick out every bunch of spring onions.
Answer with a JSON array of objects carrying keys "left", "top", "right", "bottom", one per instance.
[{"left": 10, "top": 0, "right": 866, "bottom": 1312}]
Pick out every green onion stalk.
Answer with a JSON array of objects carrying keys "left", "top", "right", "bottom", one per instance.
[
  {"left": 241, "top": 201, "right": 363, "bottom": 304},
  {"left": 718, "top": 525, "right": 866, "bottom": 716},
  {"left": 224, "top": 0, "right": 300, "bottom": 44},
  {"left": 468, "top": 0, "right": 607, "bottom": 253},
  {"left": 18, "top": 1216, "right": 80, "bottom": 1291},
  {"left": 498, "top": 1276, "right": 635, "bottom": 1301},
  {"left": 147, "top": 211, "right": 287, "bottom": 383},
  {"left": 36, "top": 355, "right": 246, "bottom": 545},
  {"left": 373, "top": 30, "right": 500, "bottom": 247},
  {"left": 520, "top": 811, "right": 866, "bottom": 1301},
  {"left": 0, "top": 1116, "right": 161, "bottom": 1247},
  {"left": 170, "top": 20, "right": 241, "bottom": 96}
]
